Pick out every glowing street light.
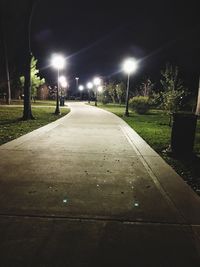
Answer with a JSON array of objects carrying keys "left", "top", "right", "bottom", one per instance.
[
  {"left": 97, "top": 86, "right": 103, "bottom": 92},
  {"left": 52, "top": 55, "right": 65, "bottom": 70},
  {"left": 59, "top": 75, "right": 66, "bottom": 84},
  {"left": 87, "top": 82, "right": 93, "bottom": 103},
  {"left": 79, "top": 85, "right": 84, "bottom": 91},
  {"left": 93, "top": 77, "right": 101, "bottom": 106},
  {"left": 123, "top": 58, "right": 138, "bottom": 116},
  {"left": 59, "top": 76, "right": 68, "bottom": 88},
  {"left": 87, "top": 82, "right": 93, "bottom": 89},
  {"left": 93, "top": 77, "right": 101, "bottom": 86},
  {"left": 51, "top": 54, "right": 66, "bottom": 114},
  {"left": 75, "top": 77, "right": 79, "bottom": 93},
  {"left": 79, "top": 85, "right": 84, "bottom": 100}
]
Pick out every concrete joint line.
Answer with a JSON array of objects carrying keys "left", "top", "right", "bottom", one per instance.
[
  {"left": 0, "top": 212, "right": 196, "bottom": 227},
  {"left": 120, "top": 125, "right": 186, "bottom": 223}
]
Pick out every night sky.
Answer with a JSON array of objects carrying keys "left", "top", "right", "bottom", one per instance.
[{"left": 31, "top": 0, "right": 200, "bottom": 90}]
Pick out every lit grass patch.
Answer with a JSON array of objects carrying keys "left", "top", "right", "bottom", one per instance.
[{"left": 0, "top": 106, "right": 70, "bottom": 145}]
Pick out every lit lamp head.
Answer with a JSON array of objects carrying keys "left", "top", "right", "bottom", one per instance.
[
  {"left": 59, "top": 76, "right": 67, "bottom": 88},
  {"left": 51, "top": 54, "right": 65, "bottom": 70},
  {"left": 123, "top": 58, "right": 137, "bottom": 74},
  {"left": 79, "top": 85, "right": 84, "bottom": 91},
  {"left": 93, "top": 77, "right": 101, "bottom": 86},
  {"left": 59, "top": 76, "right": 66, "bottom": 84},
  {"left": 87, "top": 82, "right": 93, "bottom": 89},
  {"left": 97, "top": 86, "right": 103, "bottom": 92},
  {"left": 61, "top": 81, "right": 68, "bottom": 88}
]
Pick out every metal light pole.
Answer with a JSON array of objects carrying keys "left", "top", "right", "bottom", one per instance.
[
  {"left": 75, "top": 77, "right": 79, "bottom": 95},
  {"left": 79, "top": 85, "right": 84, "bottom": 100},
  {"left": 125, "top": 73, "right": 130, "bottom": 116},
  {"left": 55, "top": 68, "right": 60, "bottom": 114},
  {"left": 87, "top": 82, "right": 93, "bottom": 104}
]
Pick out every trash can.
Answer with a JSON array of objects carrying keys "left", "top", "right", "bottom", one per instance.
[
  {"left": 171, "top": 113, "right": 197, "bottom": 155},
  {"left": 60, "top": 97, "right": 65, "bottom": 106}
]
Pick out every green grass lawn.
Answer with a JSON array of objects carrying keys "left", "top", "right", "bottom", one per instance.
[
  {"left": 0, "top": 105, "right": 70, "bottom": 145},
  {"left": 95, "top": 103, "right": 200, "bottom": 194},
  {"left": 0, "top": 99, "right": 56, "bottom": 106}
]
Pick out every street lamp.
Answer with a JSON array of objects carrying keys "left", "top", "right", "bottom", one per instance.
[
  {"left": 51, "top": 54, "right": 66, "bottom": 114},
  {"left": 97, "top": 85, "right": 103, "bottom": 93},
  {"left": 75, "top": 77, "right": 79, "bottom": 94},
  {"left": 87, "top": 82, "right": 93, "bottom": 103},
  {"left": 79, "top": 85, "right": 84, "bottom": 100},
  {"left": 123, "top": 58, "right": 138, "bottom": 116},
  {"left": 93, "top": 77, "right": 101, "bottom": 106},
  {"left": 59, "top": 75, "right": 67, "bottom": 84}
]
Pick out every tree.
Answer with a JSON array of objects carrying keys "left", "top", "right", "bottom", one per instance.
[
  {"left": 20, "top": 56, "right": 45, "bottom": 101},
  {"left": 22, "top": 0, "right": 38, "bottom": 120},
  {"left": 107, "top": 82, "right": 116, "bottom": 103},
  {"left": 116, "top": 82, "right": 126, "bottom": 105},
  {"left": 160, "top": 63, "right": 188, "bottom": 125},
  {"left": 140, "top": 78, "right": 154, "bottom": 97},
  {"left": 0, "top": 1, "right": 12, "bottom": 104},
  {"left": 160, "top": 64, "right": 187, "bottom": 112},
  {"left": 196, "top": 77, "right": 200, "bottom": 116}
]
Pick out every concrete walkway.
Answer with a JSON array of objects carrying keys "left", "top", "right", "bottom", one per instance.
[{"left": 0, "top": 102, "right": 200, "bottom": 266}]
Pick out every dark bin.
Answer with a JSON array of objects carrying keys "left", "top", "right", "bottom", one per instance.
[
  {"left": 171, "top": 113, "right": 197, "bottom": 155},
  {"left": 60, "top": 97, "right": 65, "bottom": 106}
]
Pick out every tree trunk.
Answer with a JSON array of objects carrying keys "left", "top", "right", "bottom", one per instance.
[
  {"left": 23, "top": 53, "right": 34, "bottom": 120},
  {"left": 22, "top": 0, "right": 36, "bottom": 120},
  {"left": 3, "top": 35, "right": 11, "bottom": 104},
  {"left": 0, "top": 8, "right": 11, "bottom": 104},
  {"left": 195, "top": 77, "right": 200, "bottom": 116}
]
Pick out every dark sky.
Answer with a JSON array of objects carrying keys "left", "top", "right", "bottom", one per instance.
[{"left": 31, "top": 0, "right": 200, "bottom": 90}]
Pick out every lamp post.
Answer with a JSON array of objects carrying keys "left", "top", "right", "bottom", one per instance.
[
  {"left": 51, "top": 54, "right": 65, "bottom": 114},
  {"left": 87, "top": 82, "right": 93, "bottom": 103},
  {"left": 93, "top": 77, "right": 101, "bottom": 106},
  {"left": 79, "top": 85, "right": 84, "bottom": 100},
  {"left": 123, "top": 58, "right": 138, "bottom": 116},
  {"left": 75, "top": 77, "right": 79, "bottom": 94}
]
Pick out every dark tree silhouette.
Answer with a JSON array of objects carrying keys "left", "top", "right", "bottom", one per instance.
[
  {"left": 0, "top": 0, "right": 39, "bottom": 119},
  {"left": 23, "top": 0, "right": 38, "bottom": 120}
]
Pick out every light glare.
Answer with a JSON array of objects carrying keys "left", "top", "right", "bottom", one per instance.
[
  {"left": 93, "top": 77, "right": 101, "bottom": 86},
  {"left": 123, "top": 58, "right": 137, "bottom": 74},
  {"left": 59, "top": 76, "right": 66, "bottom": 83},
  {"left": 61, "top": 81, "right": 68, "bottom": 88},
  {"left": 79, "top": 85, "right": 84, "bottom": 91},
  {"left": 87, "top": 82, "right": 93, "bottom": 89},
  {"left": 97, "top": 86, "right": 103, "bottom": 92},
  {"left": 51, "top": 54, "right": 65, "bottom": 70}
]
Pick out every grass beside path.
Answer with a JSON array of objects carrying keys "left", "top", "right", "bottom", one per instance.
[
  {"left": 0, "top": 99, "right": 56, "bottom": 106},
  {"left": 94, "top": 103, "right": 200, "bottom": 195},
  {"left": 0, "top": 106, "right": 70, "bottom": 145}
]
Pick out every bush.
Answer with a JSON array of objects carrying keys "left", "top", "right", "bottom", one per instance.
[{"left": 129, "top": 96, "right": 150, "bottom": 114}]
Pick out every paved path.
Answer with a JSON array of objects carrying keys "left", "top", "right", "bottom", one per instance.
[{"left": 0, "top": 102, "right": 200, "bottom": 266}]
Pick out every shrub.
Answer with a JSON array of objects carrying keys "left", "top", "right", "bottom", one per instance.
[{"left": 129, "top": 96, "right": 150, "bottom": 114}]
